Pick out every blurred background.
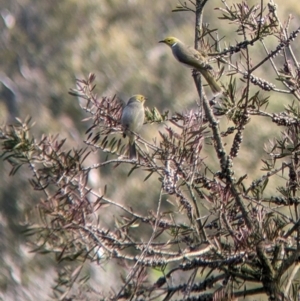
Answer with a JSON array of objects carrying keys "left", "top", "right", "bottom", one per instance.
[{"left": 1, "top": 0, "right": 300, "bottom": 299}]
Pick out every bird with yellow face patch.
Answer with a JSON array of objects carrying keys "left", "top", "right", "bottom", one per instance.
[
  {"left": 159, "top": 37, "right": 222, "bottom": 94},
  {"left": 121, "top": 94, "right": 146, "bottom": 160}
]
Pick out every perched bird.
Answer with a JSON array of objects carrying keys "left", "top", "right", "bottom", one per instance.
[
  {"left": 159, "top": 37, "right": 222, "bottom": 94},
  {"left": 121, "top": 94, "right": 146, "bottom": 160}
]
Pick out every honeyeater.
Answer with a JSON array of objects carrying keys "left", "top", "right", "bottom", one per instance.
[
  {"left": 121, "top": 94, "right": 146, "bottom": 160},
  {"left": 159, "top": 36, "right": 222, "bottom": 94}
]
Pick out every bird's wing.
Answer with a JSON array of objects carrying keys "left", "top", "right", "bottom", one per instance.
[
  {"left": 187, "top": 45, "right": 207, "bottom": 59},
  {"left": 184, "top": 45, "right": 214, "bottom": 71}
]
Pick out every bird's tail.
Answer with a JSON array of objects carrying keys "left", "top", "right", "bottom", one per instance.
[
  {"left": 200, "top": 69, "right": 222, "bottom": 94},
  {"left": 129, "top": 141, "right": 137, "bottom": 160}
]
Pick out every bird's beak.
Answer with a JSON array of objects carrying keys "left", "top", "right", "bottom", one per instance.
[{"left": 158, "top": 40, "right": 165, "bottom": 43}]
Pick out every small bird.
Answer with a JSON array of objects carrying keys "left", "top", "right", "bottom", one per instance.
[
  {"left": 159, "top": 36, "right": 222, "bottom": 94},
  {"left": 121, "top": 94, "right": 146, "bottom": 160}
]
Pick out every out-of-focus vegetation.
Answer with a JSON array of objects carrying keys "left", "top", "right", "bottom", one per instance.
[{"left": 1, "top": 0, "right": 300, "bottom": 300}]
